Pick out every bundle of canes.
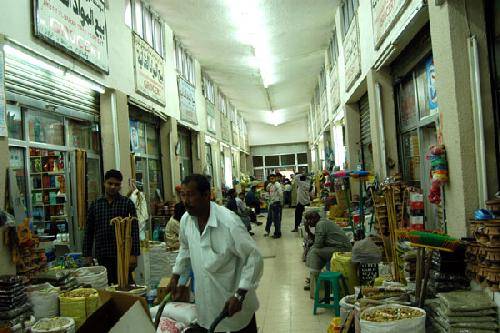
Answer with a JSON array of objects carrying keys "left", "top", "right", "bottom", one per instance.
[{"left": 110, "top": 215, "right": 136, "bottom": 290}]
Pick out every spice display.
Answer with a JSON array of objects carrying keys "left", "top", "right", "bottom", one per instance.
[
  {"left": 32, "top": 317, "right": 73, "bottom": 331},
  {"left": 361, "top": 305, "right": 424, "bottom": 322}
]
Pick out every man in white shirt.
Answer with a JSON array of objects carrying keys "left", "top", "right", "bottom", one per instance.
[
  {"left": 292, "top": 174, "right": 311, "bottom": 232},
  {"left": 265, "top": 174, "right": 283, "bottom": 238},
  {"left": 167, "top": 174, "right": 263, "bottom": 333}
]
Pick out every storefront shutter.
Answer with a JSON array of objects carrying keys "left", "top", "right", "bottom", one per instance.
[{"left": 4, "top": 51, "right": 100, "bottom": 119}]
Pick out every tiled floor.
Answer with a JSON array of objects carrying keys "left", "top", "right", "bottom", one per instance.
[{"left": 254, "top": 208, "right": 333, "bottom": 333}]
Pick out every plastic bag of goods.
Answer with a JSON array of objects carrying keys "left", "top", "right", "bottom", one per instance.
[
  {"left": 339, "top": 295, "right": 356, "bottom": 325},
  {"left": 73, "top": 266, "right": 108, "bottom": 289},
  {"left": 352, "top": 237, "right": 382, "bottom": 264},
  {"left": 32, "top": 317, "right": 75, "bottom": 333},
  {"left": 156, "top": 317, "right": 187, "bottom": 333},
  {"left": 152, "top": 302, "right": 198, "bottom": 325},
  {"left": 59, "top": 288, "right": 99, "bottom": 329},
  {"left": 27, "top": 283, "right": 61, "bottom": 319},
  {"left": 360, "top": 304, "right": 426, "bottom": 333},
  {"left": 330, "top": 252, "right": 359, "bottom": 294}
]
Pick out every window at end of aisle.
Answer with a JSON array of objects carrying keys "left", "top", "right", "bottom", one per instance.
[
  {"left": 252, "top": 156, "right": 263, "bottom": 167},
  {"left": 265, "top": 155, "right": 279, "bottom": 167}
]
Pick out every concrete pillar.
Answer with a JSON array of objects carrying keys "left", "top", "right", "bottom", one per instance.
[
  {"left": 367, "top": 68, "right": 400, "bottom": 179},
  {"left": 428, "top": 0, "right": 497, "bottom": 236},
  {"left": 344, "top": 104, "right": 361, "bottom": 171},
  {"left": 100, "top": 90, "right": 132, "bottom": 184},
  {"left": 0, "top": 139, "right": 15, "bottom": 276},
  {"left": 169, "top": 118, "right": 181, "bottom": 190},
  {"left": 159, "top": 120, "right": 175, "bottom": 201}
]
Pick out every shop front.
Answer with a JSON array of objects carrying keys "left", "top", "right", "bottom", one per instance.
[
  {"left": 177, "top": 125, "right": 194, "bottom": 181},
  {"left": 128, "top": 103, "right": 164, "bottom": 235},
  {"left": 3, "top": 44, "right": 103, "bottom": 250}
]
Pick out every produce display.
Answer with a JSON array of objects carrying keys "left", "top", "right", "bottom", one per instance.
[{"left": 361, "top": 305, "right": 424, "bottom": 322}]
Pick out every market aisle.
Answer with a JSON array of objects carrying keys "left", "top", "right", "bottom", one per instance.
[{"left": 253, "top": 208, "right": 332, "bottom": 333}]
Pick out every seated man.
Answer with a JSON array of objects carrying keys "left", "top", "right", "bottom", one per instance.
[{"left": 304, "top": 211, "right": 352, "bottom": 290}]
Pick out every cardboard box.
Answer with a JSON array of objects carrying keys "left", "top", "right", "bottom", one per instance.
[{"left": 78, "top": 291, "right": 154, "bottom": 333}]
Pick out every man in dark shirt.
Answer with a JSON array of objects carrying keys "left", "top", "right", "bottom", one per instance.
[{"left": 83, "top": 169, "right": 140, "bottom": 285}]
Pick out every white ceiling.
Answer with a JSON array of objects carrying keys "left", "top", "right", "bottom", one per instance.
[{"left": 152, "top": 0, "right": 338, "bottom": 125}]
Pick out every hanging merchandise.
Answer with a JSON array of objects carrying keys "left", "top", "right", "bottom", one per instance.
[
  {"left": 129, "top": 188, "right": 149, "bottom": 240},
  {"left": 426, "top": 145, "right": 448, "bottom": 205}
]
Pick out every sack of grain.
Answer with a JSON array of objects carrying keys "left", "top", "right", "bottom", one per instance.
[
  {"left": 73, "top": 266, "right": 108, "bottom": 289},
  {"left": 59, "top": 288, "right": 99, "bottom": 329},
  {"left": 360, "top": 304, "right": 426, "bottom": 333},
  {"left": 32, "top": 317, "right": 75, "bottom": 333},
  {"left": 27, "top": 283, "right": 60, "bottom": 319}
]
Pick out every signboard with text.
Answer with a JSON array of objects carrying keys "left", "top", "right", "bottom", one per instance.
[
  {"left": 34, "top": 0, "right": 109, "bottom": 72},
  {"left": 133, "top": 34, "right": 165, "bottom": 105},
  {"left": 178, "top": 76, "right": 197, "bottom": 125},
  {"left": 344, "top": 16, "right": 361, "bottom": 91},
  {"left": 329, "top": 63, "right": 340, "bottom": 113},
  {"left": 371, "top": 0, "right": 410, "bottom": 49},
  {"left": 206, "top": 99, "right": 216, "bottom": 134}
]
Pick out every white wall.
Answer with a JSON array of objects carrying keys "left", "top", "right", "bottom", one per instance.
[{"left": 248, "top": 119, "right": 308, "bottom": 146}]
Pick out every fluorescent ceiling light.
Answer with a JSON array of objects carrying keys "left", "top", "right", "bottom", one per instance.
[
  {"left": 268, "top": 110, "right": 284, "bottom": 126},
  {"left": 226, "top": 0, "right": 276, "bottom": 87}
]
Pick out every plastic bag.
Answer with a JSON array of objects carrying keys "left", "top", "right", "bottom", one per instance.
[
  {"left": 156, "top": 317, "right": 186, "bottom": 333},
  {"left": 159, "top": 302, "right": 197, "bottom": 324},
  {"left": 27, "top": 283, "right": 60, "bottom": 319},
  {"left": 360, "top": 304, "right": 425, "bottom": 333},
  {"left": 351, "top": 237, "right": 382, "bottom": 264}
]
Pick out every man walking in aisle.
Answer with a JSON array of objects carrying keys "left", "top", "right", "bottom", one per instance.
[
  {"left": 168, "top": 175, "right": 263, "bottom": 333},
  {"left": 83, "top": 170, "right": 140, "bottom": 284},
  {"left": 304, "top": 211, "right": 351, "bottom": 290},
  {"left": 265, "top": 174, "right": 283, "bottom": 238},
  {"left": 292, "top": 173, "right": 311, "bottom": 232}
]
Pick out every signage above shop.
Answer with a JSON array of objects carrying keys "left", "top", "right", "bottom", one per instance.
[
  {"left": 33, "top": 0, "right": 109, "bottom": 73},
  {"left": 133, "top": 34, "right": 165, "bottom": 106},
  {"left": 371, "top": 0, "right": 410, "bottom": 49},
  {"left": 329, "top": 63, "right": 340, "bottom": 113},
  {"left": 178, "top": 76, "right": 197, "bottom": 125},
  {"left": 344, "top": 16, "right": 361, "bottom": 91}
]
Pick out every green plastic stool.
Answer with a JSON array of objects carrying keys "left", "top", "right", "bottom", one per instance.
[{"left": 313, "top": 271, "right": 344, "bottom": 316}]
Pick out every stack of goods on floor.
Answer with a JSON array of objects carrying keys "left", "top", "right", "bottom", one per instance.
[
  {"left": 403, "top": 247, "right": 417, "bottom": 285},
  {"left": 468, "top": 198, "right": 500, "bottom": 291},
  {"left": 0, "top": 275, "right": 33, "bottom": 332},
  {"left": 360, "top": 304, "right": 426, "bottom": 332},
  {"left": 427, "top": 291, "right": 498, "bottom": 333},
  {"left": 427, "top": 249, "right": 469, "bottom": 297},
  {"left": 150, "top": 242, "right": 177, "bottom": 288}
]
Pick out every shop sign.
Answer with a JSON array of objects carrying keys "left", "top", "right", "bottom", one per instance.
[
  {"left": 232, "top": 122, "right": 240, "bottom": 147},
  {"left": 34, "top": 0, "right": 109, "bottom": 73},
  {"left": 329, "top": 63, "right": 340, "bottom": 113},
  {"left": 133, "top": 34, "right": 165, "bottom": 106},
  {"left": 221, "top": 115, "right": 230, "bottom": 143},
  {"left": 371, "top": 0, "right": 410, "bottom": 49},
  {"left": 206, "top": 99, "right": 216, "bottom": 134},
  {"left": 0, "top": 49, "right": 7, "bottom": 137},
  {"left": 344, "top": 16, "right": 361, "bottom": 91},
  {"left": 178, "top": 76, "right": 197, "bottom": 125},
  {"left": 426, "top": 57, "right": 438, "bottom": 115}
]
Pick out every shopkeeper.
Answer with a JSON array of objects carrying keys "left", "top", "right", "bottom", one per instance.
[
  {"left": 83, "top": 169, "right": 140, "bottom": 284},
  {"left": 304, "top": 211, "right": 351, "bottom": 290},
  {"left": 168, "top": 174, "right": 263, "bottom": 333}
]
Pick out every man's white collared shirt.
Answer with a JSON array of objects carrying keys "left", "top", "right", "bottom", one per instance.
[{"left": 173, "top": 202, "right": 263, "bottom": 331}]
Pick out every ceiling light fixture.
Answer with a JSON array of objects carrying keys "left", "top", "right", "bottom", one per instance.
[{"left": 226, "top": 0, "right": 275, "bottom": 88}]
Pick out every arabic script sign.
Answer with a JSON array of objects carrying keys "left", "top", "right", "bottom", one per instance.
[
  {"left": 178, "top": 76, "right": 197, "bottom": 125},
  {"left": 133, "top": 34, "right": 165, "bottom": 105},
  {"left": 344, "top": 16, "right": 361, "bottom": 91},
  {"left": 371, "top": 0, "right": 409, "bottom": 49},
  {"left": 34, "top": 0, "right": 109, "bottom": 72}
]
